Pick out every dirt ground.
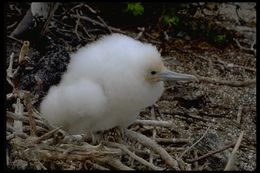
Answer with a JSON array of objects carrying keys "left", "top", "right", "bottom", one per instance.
[{"left": 6, "top": 2, "right": 256, "bottom": 171}]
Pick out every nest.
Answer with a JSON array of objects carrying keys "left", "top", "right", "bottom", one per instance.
[{"left": 6, "top": 2, "right": 256, "bottom": 171}]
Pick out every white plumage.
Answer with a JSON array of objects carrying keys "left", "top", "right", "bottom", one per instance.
[{"left": 40, "top": 33, "right": 196, "bottom": 139}]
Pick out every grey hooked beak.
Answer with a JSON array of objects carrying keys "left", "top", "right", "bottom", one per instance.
[{"left": 159, "top": 70, "right": 198, "bottom": 82}]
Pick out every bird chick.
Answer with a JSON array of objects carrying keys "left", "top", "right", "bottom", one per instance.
[{"left": 40, "top": 33, "right": 197, "bottom": 141}]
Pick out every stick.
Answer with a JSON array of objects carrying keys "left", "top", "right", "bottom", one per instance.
[
  {"left": 105, "top": 141, "right": 163, "bottom": 170},
  {"left": 155, "top": 138, "right": 189, "bottom": 144},
  {"left": 71, "top": 14, "right": 127, "bottom": 34},
  {"left": 186, "top": 142, "right": 235, "bottom": 163},
  {"left": 33, "top": 127, "right": 62, "bottom": 144},
  {"left": 14, "top": 98, "right": 24, "bottom": 133},
  {"left": 6, "top": 52, "right": 15, "bottom": 88},
  {"left": 23, "top": 91, "right": 37, "bottom": 136},
  {"left": 197, "top": 76, "right": 255, "bottom": 87},
  {"left": 125, "top": 129, "right": 180, "bottom": 170},
  {"left": 178, "top": 125, "right": 211, "bottom": 159},
  {"left": 134, "top": 119, "right": 173, "bottom": 128},
  {"left": 149, "top": 107, "right": 156, "bottom": 165},
  {"left": 224, "top": 131, "right": 244, "bottom": 171},
  {"left": 236, "top": 105, "right": 243, "bottom": 124}
]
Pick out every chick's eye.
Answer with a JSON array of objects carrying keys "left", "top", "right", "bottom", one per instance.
[{"left": 151, "top": 71, "right": 157, "bottom": 75}]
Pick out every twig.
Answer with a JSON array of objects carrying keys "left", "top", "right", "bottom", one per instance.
[
  {"left": 125, "top": 129, "right": 180, "bottom": 170},
  {"left": 6, "top": 111, "right": 48, "bottom": 128},
  {"left": 6, "top": 124, "right": 29, "bottom": 139},
  {"left": 135, "top": 27, "right": 145, "bottom": 39},
  {"left": 7, "top": 21, "right": 18, "bottom": 30},
  {"left": 109, "top": 159, "right": 134, "bottom": 170},
  {"left": 7, "top": 35, "right": 23, "bottom": 44},
  {"left": 224, "top": 131, "right": 244, "bottom": 171},
  {"left": 23, "top": 91, "right": 37, "bottom": 136},
  {"left": 83, "top": 4, "right": 97, "bottom": 14},
  {"left": 14, "top": 98, "right": 24, "bottom": 133},
  {"left": 71, "top": 14, "right": 127, "bottom": 34},
  {"left": 33, "top": 127, "right": 62, "bottom": 144},
  {"left": 95, "top": 157, "right": 134, "bottom": 170},
  {"left": 134, "top": 119, "right": 173, "bottom": 128},
  {"left": 97, "top": 15, "right": 112, "bottom": 33},
  {"left": 186, "top": 142, "right": 235, "bottom": 163},
  {"left": 193, "top": 150, "right": 199, "bottom": 170},
  {"left": 155, "top": 138, "right": 189, "bottom": 144},
  {"left": 250, "top": 38, "right": 256, "bottom": 50},
  {"left": 6, "top": 52, "right": 15, "bottom": 88},
  {"left": 149, "top": 107, "right": 156, "bottom": 165},
  {"left": 84, "top": 160, "right": 109, "bottom": 170},
  {"left": 7, "top": 134, "right": 15, "bottom": 140},
  {"left": 234, "top": 38, "right": 256, "bottom": 55},
  {"left": 197, "top": 76, "right": 256, "bottom": 87},
  {"left": 214, "top": 57, "right": 256, "bottom": 72},
  {"left": 105, "top": 141, "right": 163, "bottom": 170},
  {"left": 236, "top": 105, "right": 243, "bottom": 124},
  {"left": 74, "top": 11, "right": 81, "bottom": 40},
  {"left": 178, "top": 125, "right": 211, "bottom": 159},
  {"left": 18, "top": 41, "right": 30, "bottom": 64},
  {"left": 41, "top": 2, "right": 59, "bottom": 34}
]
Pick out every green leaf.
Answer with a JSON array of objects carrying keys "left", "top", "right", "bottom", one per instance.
[
  {"left": 163, "top": 15, "right": 180, "bottom": 26},
  {"left": 126, "top": 2, "right": 144, "bottom": 16}
]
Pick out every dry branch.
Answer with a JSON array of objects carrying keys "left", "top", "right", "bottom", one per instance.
[
  {"left": 186, "top": 142, "right": 235, "bottom": 163},
  {"left": 71, "top": 14, "right": 127, "bottom": 34},
  {"left": 178, "top": 125, "right": 211, "bottom": 159},
  {"left": 125, "top": 129, "right": 180, "bottom": 170},
  {"left": 105, "top": 141, "right": 163, "bottom": 170},
  {"left": 134, "top": 119, "right": 173, "bottom": 128},
  {"left": 197, "top": 76, "right": 255, "bottom": 87},
  {"left": 224, "top": 131, "right": 244, "bottom": 171}
]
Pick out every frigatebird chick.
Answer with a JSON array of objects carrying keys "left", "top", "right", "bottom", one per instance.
[{"left": 40, "top": 33, "right": 197, "bottom": 141}]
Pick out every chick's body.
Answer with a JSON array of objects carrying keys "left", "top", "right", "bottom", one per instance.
[{"left": 40, "top": 34, "right": 164, "bottom": 134}]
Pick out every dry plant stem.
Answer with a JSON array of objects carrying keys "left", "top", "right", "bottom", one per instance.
[
  {"left": 108, "top": 159, "right": 134, "bottom": 170},
  {"left": 197, "top": 76, "right": 255, "bottom": 87},
  {"left": 7, "top": 35, "right": 23, "bottom": 44},
  {"left": 125, "top": 129, "right": 180, "bottom": 170},
  {"left": 186, "top": 142, "right": 235, "bottom": 163},
  {"left": 33, "top": 127, "right": 61, "bottom": 144},
  {"left": 234, "top": 38, "right": 256, "bottom": 55},
  {"left": 7, "top": 21, "right": 18, "bottom": 30},
  {"left": 95, "top": 157, "right": 134, "bottom": 170},
  {"left": 179, "top": 125, "right": 211, "bottom": 159},
  {"left": 194, "top": 150, "right": 199, "bottom": 170},
  {"left": 71, "top": 14, "right": 127, "bottom": 34},
  {"left": 155, "top": 138, "right": 189, "bottom": 144},
  {"left": 74, "top": 12, "right": 81, "bottom": 40},
  {"left": 134, "top": 119, "right": 173, "bottom": 128},
  {"left": 7, "top": 52, "right": 15, "bottom": 88},
  {"left": 41, "top": 2, "right": 59, "bottom": 34},
  {"left": 7, "top": 124, "right": 28, "bottom": 138},
  {"left": 105, "top": 141, "right": 163, "bottom": 170},
  {"left": 84, "top": 160, "right": 109, "bottom": 170},
  {"left": 14, "top": 98, "right": 24, "bottom": 133},
  {"left": 215, "top": 58, "right": 256, "bottom": 72},
  {"left": 19, "top": 41, "right": 30, "bottom": 64},
  {"left": 97, "top": 15, "right": 112, "bottom": 33},
  {"left": 83, "top": 4, "right": 97, "bottom": 14},
  {"left": 7, "top": 111, "right": 47, "bottom": 128},
  {"left": 24, "top": 91, "right": 37, "bottom": 136},
  {"left": 188, "top": 51, "right": 255, "bottom": 72},
  {"left": 135, "top": 27, "right": 145, "bottom": 39},
  {"left": 236, "top": 105, "right": 243, "bottom": 124},
  {"left": 224, "top": 131, "right": 244, "bottom": 171},
  {"left": 149, "top": 107, "right": 156, "bottom": 164}
]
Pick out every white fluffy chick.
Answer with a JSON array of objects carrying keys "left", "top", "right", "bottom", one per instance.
[{"left": 40, "top": 33, "right": 196, "bottom": 139}]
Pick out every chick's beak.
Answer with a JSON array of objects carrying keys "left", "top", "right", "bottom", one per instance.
[{"left": 159, "top": 69, "right": 198, "bottom": 82}]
